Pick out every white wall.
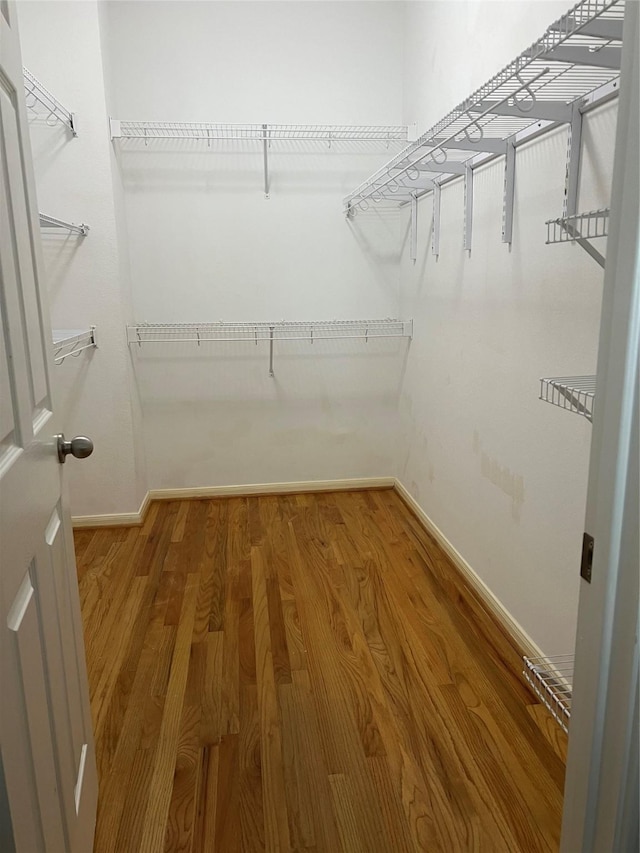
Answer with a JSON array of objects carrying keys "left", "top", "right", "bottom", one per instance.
[
  {"left": 17, "top": 0, "right": 147, "bottom": 517},
  {"left": 100, "top": 0, "right": 408, "bottom": 490},
  {"left": 395, "top": 1, "right": 617, "bottom": 655}
]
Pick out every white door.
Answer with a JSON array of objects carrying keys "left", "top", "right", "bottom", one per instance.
[{"left": 0, "top": 2, "right": 98, "bottom": 851}]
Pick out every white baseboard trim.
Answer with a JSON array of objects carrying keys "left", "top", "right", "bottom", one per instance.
[
  {"left": 71, "top": 490, "right": 152, "bottom": 528},
  {"left": 147, "top": 477, "right": 395, "bottom": 502},
  {"left": 71, "top": 477, "right": 394, "bottom": 528},
  {"left": 393, "top": 479, "right": 544, "bottom": 660}
]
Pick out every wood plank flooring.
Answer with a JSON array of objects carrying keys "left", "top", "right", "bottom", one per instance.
[{"left": 75, "top": 489, "right": 566, "bottom": 852}]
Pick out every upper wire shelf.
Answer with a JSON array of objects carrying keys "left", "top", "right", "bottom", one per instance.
[
  {"left": 523, "top": 654, "right": 574, "bottom": 733},
  {"left": 23, "top": 67, "right": 76, "bottom": 136},
  {"left": 540, "top": 375, "right": 596, "bottom": 421},
  {"left": 344, "top": 0, "right": 624, "bottom": 212},
  {"left": 127, "top": 319, "right": 413, "bottom": 376},
  {"left": 39, "top": 213, "right": 89, "bottom": 237},
  {"left": 52, "top": 328, "right": 97, "bottom": 365},
  {"left": 110, "top": 121, "right": 409, "bottom": 144}
]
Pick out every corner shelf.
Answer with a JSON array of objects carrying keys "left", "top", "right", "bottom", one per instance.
[
  {"left": 343, "top": 0, "right": 624, "bottom": 255},
  {"left": 523, "top": 654, "right": 574, "bottom": 733},
  {"left": 23, "top": 67, "right": 76, "bottom": 136},
  {"left": 540, "top": 375, "right": 596, "bottom": 422},
  {"left": 545, "top": 207, "right": 609, "bottom": 267},
  {"left": 127, "top": 318, "right": 413, "bottom": 376},
  {"left": 53, "top": 328, "right": 97, "bottom": 365},
  {"left": 39, "top": 213, "right": 89, "bottom": 237}
]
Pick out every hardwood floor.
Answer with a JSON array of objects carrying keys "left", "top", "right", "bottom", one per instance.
[{"left": 75, "top": 489, "right": 566, "bottom": 852}]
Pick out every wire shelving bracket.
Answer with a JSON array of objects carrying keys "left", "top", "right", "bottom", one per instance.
[
  {"left": 39, "top": 213, "right": 90, "bottom": 237},
  {"left": 545, "top": 207, "right": 609, "bottom": 267},
  {"left": 344, "top": 0, "right": 624, "bottom": 256},
  {"left": 540, "top": 375, "right": 596, "bottom": 421},
  {"left": 110, "top": 121, "right": 409, "bottom": 198},
  {"left": 23, "top": 67, "right": 77, "bottom": 136},
  {"left": 523, "top": 654, "right": 574, "bottom": 733},
  {"left": 127, "top": 318, "right": 413, "bottom": 377},
  {"left": 52, "top": 327, "right": 97, "bottom": 365}
]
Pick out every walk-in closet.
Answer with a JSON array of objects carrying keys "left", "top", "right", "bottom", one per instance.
[{"left": 1, "top": 0, "right": 637, "bottom": 851}]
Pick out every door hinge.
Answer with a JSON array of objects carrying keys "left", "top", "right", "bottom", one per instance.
[{"left": 581, "top": 532, "right": 594, "bottom": 583}]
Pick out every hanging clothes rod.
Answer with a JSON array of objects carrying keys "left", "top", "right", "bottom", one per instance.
[{"left": 127, "top": 319, "right": 413, "bottom": 377}]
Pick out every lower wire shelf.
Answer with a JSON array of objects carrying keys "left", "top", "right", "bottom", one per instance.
[
  {"left": 523, "top": 654, "right": 574, "bottom": 734},
  {"left": 540, "top": 375, "right": 596, "bottom": 422},
  {"left": 127, "top": 318, "right": 413, "bottom": 377}
]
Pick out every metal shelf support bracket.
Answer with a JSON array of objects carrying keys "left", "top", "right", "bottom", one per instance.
[
  {"left": 410, "top": 194, "right": 418, "bottom": 262},
  {"left": 262, "top": 124, "right": 270, "bottom": 199},
  {"left": 432, "top": 184, "right": 441, "bottom": 257},
  {"left": 564, "top": 102, "right": 584, "bottom": 218},
  {"left": 502, "top": 138, "right": 516, "bottom": 244},
  {"left": 464, "top": 164, "right": 473, "bottom": 253}
]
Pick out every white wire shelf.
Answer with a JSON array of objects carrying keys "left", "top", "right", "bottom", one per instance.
[
  {"left": 110, "top": 121, "right": 408, "bottom": 143},
  {"left": 344, "top": 0, "right": 624, "bottom": 218},
  {"left": 39, "top": 213, "right": 89, "bottom": 237},
  {"left": 127, "top": 319, "right": 413, "bottom": 376},
  {"left": 546, "top": 207, "right": 609, "bottom": 267},
  {"left": 52, "top": 328, "right": 97, "bottom": 365},
  {"left": 540, "top": 375, "right": 596, "bottom": 421},
  {"left": 546, "top": 207, "right": 610, "bottom": 243},
  {"left": 523, "top": 654, "right": 574, "bottom": 733},
  {"left": 127, "top": 319, "right": 412, "bottom": 343},
  {"left": 23, "top": 67, "right": 76, "bottom": 136}
]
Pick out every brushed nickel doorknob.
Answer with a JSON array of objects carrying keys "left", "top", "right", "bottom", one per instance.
[{"left": 56, "top": 434, "right": 94, "bottom": 463}]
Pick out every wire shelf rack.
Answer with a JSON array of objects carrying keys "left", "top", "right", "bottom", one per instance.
[
  {"left": 540, "top": 375, "right": 596, "bottom": 421},
  {"left": 53, "top": 328, "right": 97, "bottom": 365},
  {"left": 344, "top": 0, "right": 624, "bottom": 213},
  {"left": 23, "top": 67, "right": 76, "bottom": 136},
  {"left": 111, "top": 121, "right": 409, "bottom": 144},
  {"left": 546, "top": 207, "right": 610, "bottom": 242},
  {"left": 127, "top": 319, "right": 413, "bottom": 344},
  {"left": 127, "top": 319, "right": 412, "bottom": 376},
  {"left": 39, "top": 213, "right": 89, "bottom": 237},
  {"left": 523, "top": 654, "right": 574, "bottom": 733}
]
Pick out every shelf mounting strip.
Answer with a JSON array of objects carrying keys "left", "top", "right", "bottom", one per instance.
[
  {"left": 344, "top": 0, "right": 624, "bottom": 257},
  {"left": 23, "top": 67, "right": 77, "bottom": 136},
  {"left": 109, "top": 122, "right": 409, "bottom": 198},
  {"left": 127, "top": 318, "right": 413, "bottom": 377}
]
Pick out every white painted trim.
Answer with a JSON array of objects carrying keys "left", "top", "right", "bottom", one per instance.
[
  {"left": 71, "top": 478, "right": 394, "bottom": 528},
  {"left": 148, "top": 477, "right": 394, "bottom": 501},
  {"left": 393, "top": 479, "right": 544, "bottom": 660},
  {"left": 71, "top": 490, "right": 151, "bottom": 528}
]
